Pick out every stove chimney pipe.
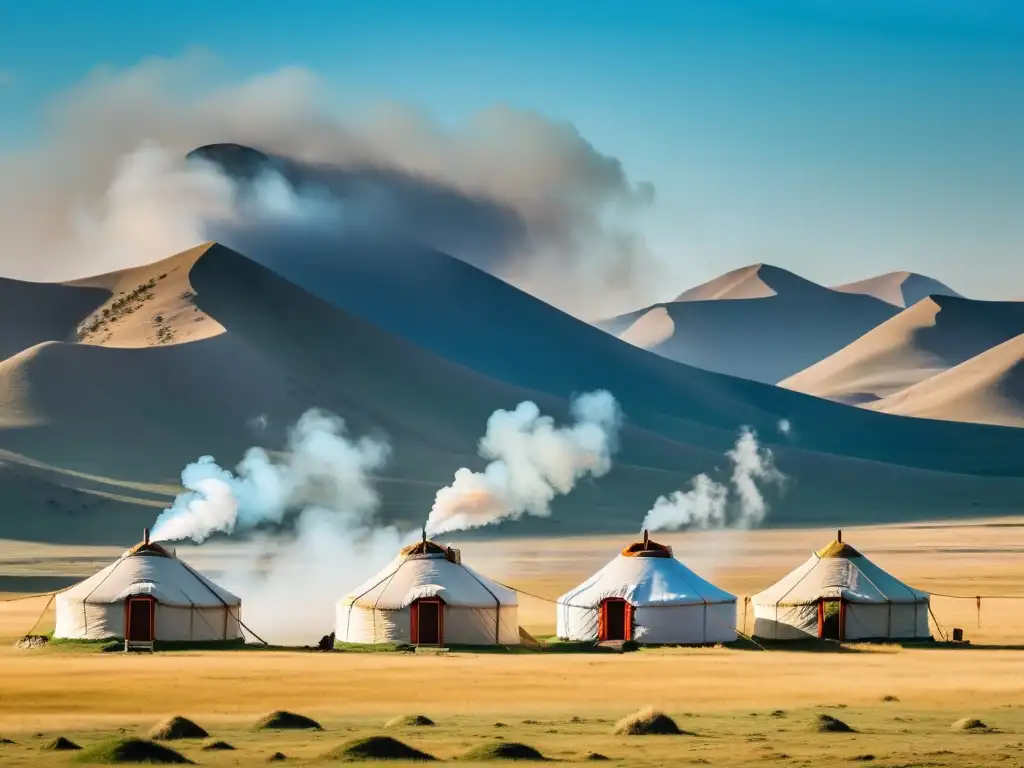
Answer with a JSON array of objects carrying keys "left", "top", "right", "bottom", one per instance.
[
  {"left": 421, "top": 526, "right": 427, "bottom": 545},
  {"left": 643, "top": 528, "right": 649, "bottom": 547},
  {"left": 144, "top": 528, "right": 150, "bottom": 546},
  {"left": 837, "top": 529, "right": 842, "bottom": 543}
]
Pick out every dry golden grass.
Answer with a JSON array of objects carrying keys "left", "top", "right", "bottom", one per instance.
[{"left": 1, "top": 520, "right": 1024, "bottom": 766}]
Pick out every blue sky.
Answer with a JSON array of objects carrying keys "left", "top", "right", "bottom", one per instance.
[{"left": 2, "top": 0, "right": 1022, "bottom": 300}]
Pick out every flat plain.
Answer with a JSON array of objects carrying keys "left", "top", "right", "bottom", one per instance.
[{"left": 1, "top": 519, "right": 1023, "bottom": 766}]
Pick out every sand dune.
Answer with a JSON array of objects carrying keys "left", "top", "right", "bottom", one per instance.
[
  {"left": 2, "top": 243, "right": 1024, "bottom": 546},
  {"left": 596, "top": 264, "right": 898, "bottom": 383},
  {"left": 867, "top": 334, "right": 1024, "bottom": 427},
  {"left": 0, "top": 278, "right": 106, "bottom": 362},
  {"left": 781, "top": 296, "right": 1024, "bottom": 405},
  {"left": 832, "top": 271, "right": 961, "bottom": 308}
]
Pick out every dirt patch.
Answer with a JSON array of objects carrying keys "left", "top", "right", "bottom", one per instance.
[
  {"left": 613, "top": 708, "right": 686, "bottom": 736},
  {"left": 201, "top": 741, "right": 235, "bottom": 751},
  {"left": 74, "top": 738, "right": 193, "bottom": 764},
  {"left": 812, "top": 714, "right": 855, "bottom": 733},
  {"left": 951, "top": 718, "right": 990, "bottom": 732},
  {"left": 148, "top": 716, "right": 209, "bottom": 740},
  {"left": 323, "top": 736, "right": 437, "bottom": 762},
  {"left": 882, "top": 695, "right": 899, "bottom": 702},
  {"left": 254, "top": 711, "right": 323, "bottom": 731},
  {"left": 44, "top": 736, "right": 82, "bottom": 751},
  {"left": 462, "top": 742, "right": 547, "bottom": 761},
  {"left": 386, "top": 714, "right": 436, "bottom": 727},
  {"left": 15, "top": 635, "right": 49, "bottom": 650}
]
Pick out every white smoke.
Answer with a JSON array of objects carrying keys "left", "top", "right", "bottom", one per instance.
[
  {"left": 642, "top": 427, "right": 784, "bottom": 532},
  {"left": 151, "top": 409, "right": 390, "bottom": 543},
  {"left": 150, "top": 408, "right": 410, "bottom": 644},
  {"left": 0, "top": 52, "right": 661, "bottom": 317},
  {"left": 426, "top": 391, "right": 622, "bottom": 536},
  {"left": 777, "top": 418, "right": 792, "bottom": 435}
]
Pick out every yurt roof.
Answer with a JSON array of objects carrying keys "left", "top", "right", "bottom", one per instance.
[
  {"left": 753, "top": 535, "right": 928, "bottom": 606},
  {"left": 342, "top": 540, "right": 517, "bottom": 610},
  {"left": 57, "top": 536, "right": 241, "bottom": 608},
  {"left": 558, "top": 536, "right": 735, "bottom": 607}
]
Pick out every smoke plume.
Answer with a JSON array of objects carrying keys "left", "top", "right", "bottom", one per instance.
[
  {"left": 642, "top": 427, "right": 784, "bottom": 532},
  {"left": 151, "top": 408, "right": 390, "bottom": 543},
  {"left": 0, "top": 52, "right": 660, "bottom": 317},
  {"left": 150, "top": 408, "right": 410, "bottom": 644},
  {"left": 426, "top": 391, "right": 622, "bottom": 536}
]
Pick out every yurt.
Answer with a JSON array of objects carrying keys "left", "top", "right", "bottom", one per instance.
[
  {"left": 752, "top": 531, "right": 931, "bottom": 641},
  {"left": 556, "top": 531, "right": 737, "bottom": 644},
  {"left": 54, "top": 529, "right": 242, "bottom": 648},
  {"left": 336, "top": 537, "right": 519, "bottom": 646}
]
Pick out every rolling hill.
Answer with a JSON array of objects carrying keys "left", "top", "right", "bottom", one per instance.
[
  {"left": 781, "top": 296, "right": 1024, "bottom": 406},
  {"left": 831, "top": 271, "right": 961, "bottom": 308},
  {"left": 3, "top": 242, "right": 1024, "bottom": 546},
  {"left": 867, "top": 334, "right": 1024, "bottom": 427},
  {"left": 593, "top": 264, "right": 899, "bottom": 383}
]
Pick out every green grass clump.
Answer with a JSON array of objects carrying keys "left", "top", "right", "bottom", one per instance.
[
  {"left": 461, "top": 742, "right": 547, "bottom": 761},
  {"left": 254, "top": 710, "right": 323, "bottom": 731},
  {"left": 74, "top": 737, "right": 192, "bottom": 764},
  {"left": 322, "top": 736, "right": 436, "bottom": 761}
]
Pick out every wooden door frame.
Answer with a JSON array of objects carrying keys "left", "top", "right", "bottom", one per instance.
[
  {"left": 598, "top": 598, "right": 633, "bottom": 642},
  {"left": 124, "top": 595, "right": 157, "bottom": 642},
  {"left": 410, "top": 597, "right": 445, "bottom": 646},
  {"left": 817, "top": 598, "right": 845, "bottom": 640}
]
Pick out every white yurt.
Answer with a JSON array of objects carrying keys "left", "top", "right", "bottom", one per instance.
[
  {"left": 336, "top": 538, "right": 519, "bottom": 646},
  {"left": 752, "top": 531, "right": 931, "bottom": 641},
  {"left": 54, "top": 530, "right": 242, "bottom": 647},
  {"left": 557, "top": 531, "right": 737, "bottom": 644}
]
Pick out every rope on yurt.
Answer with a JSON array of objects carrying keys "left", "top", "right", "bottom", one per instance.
[
  {"left": 462, "top": 566, "right": 503, "bottom": 643},
  {"left": 927, "top": 604, "right": 949, "bottom": 643}
]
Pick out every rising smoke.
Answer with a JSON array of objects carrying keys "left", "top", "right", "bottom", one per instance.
[
  {"left": 426, "top": 391, "right": 622, "bottom": 536},
  {"left": 150, "top": 408, "right": 397, "bottom": 645},
  {"left": 0, "top": 52, "right": 660, "bottom": 317},
  {"left": 642, "top": 427, "right": 784, "bottom": 532}
]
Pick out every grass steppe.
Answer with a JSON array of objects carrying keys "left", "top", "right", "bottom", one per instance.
[{"left": 1, "top": 521, "right": 1024, "bottom": 766}]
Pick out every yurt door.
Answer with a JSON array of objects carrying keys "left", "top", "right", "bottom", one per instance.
[
  {"left": 818, "top": 598, "right": 844, "bottom": 640},
  {"left": 126, "top": 596, "right": 155, "bottom": 643},
  {"left": 412, "top": 598, "right": 443, "bottom": 645},
  {"left": 600, "top": 598, "right": 630, "bottom": 642}
]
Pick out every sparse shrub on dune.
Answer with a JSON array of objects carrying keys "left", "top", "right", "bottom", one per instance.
[
  {"left": 201, "top": 740, "right": 235, "bottom": 751},
  {"left": 323, "top": 736, "right": 437, "bottom": 761},
  {"left": 951, "top": 718, "right": 990, "bottom": 732},
  {"left": 612, "top": 708, "right": 685, "bottom": 735}
]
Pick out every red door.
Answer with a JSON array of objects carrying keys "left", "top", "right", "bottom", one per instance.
[
  {"left": 410, "top": 598, "right": 444, "bottom": 645},
  {"left": 599, "top": 598, "right": 632, "bottom": 641},
  {"left": 125, "top": 596, "right": 156, "bottom": 642}
]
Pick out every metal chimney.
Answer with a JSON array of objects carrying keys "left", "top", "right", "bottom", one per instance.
[
  {"left": 643, "top": 529, "right": 649, "bottom": 547},
  {"left": 143, "top": 528, "right": 150, "bottom": 546},
  {"left": 837, "top": 529, "right": 842, "bottom": 543}
]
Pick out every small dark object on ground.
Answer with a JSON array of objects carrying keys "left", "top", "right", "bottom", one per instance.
[
  {"left": 494, "top": 722, "right": 508, "bottom": 728},
  {"left": 267, "top": 752, "right": 287, "bottom": 761},
  {"left": 462, "top": 742, "right": 547, "bottom": 761},
  {"left": 317, "top": 632, "right": 336, "bottom": 651},
  {"left": 45, "top": 736, "right": 82, "bottom": 751},
  {"left": 386, "top": 715, "right": 435, "bottom": 727},
  {"left": 201, "top": 741, "right": 235, "bottom": 751},
  {"left": 621, "top": 640, "right": 639, "bottom": 652},
  {"left": 254, "top": 711, "right": 323, "bottom": 731},
  {"left": 853, "top": 755, "right": 876, "bottom": 762},
  {"left": 0, "top": 736, "right": 14, "bottom": 745},
  {"left": 882, "top": 695, "right": 899, "bottom": 703},
  {"left": 813, "top": 714, "right": 855, "bottom": 733},
  {"left": 73, "top": 737, "right": 193, "bottom": 764},
  {"left": 585, "top": 752, "right": 610, "bottom": 761},
  {"left": 613, "top": 708, "right": 685, "bottom": 736},
  {"left": 951, "top": 718, "right": 990, "bottom": 732},
  {"left": 149, "top": 716, "right": 209, "bottom": 740},
  {"left": 770, "top": 710, "right": 786, "bottom": 718},
  {"left": 324, "top": 736, "right": 436, "bottom": 762},
  {"left": 15, "top": 635, "right": 49, "bottom": 650}
]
